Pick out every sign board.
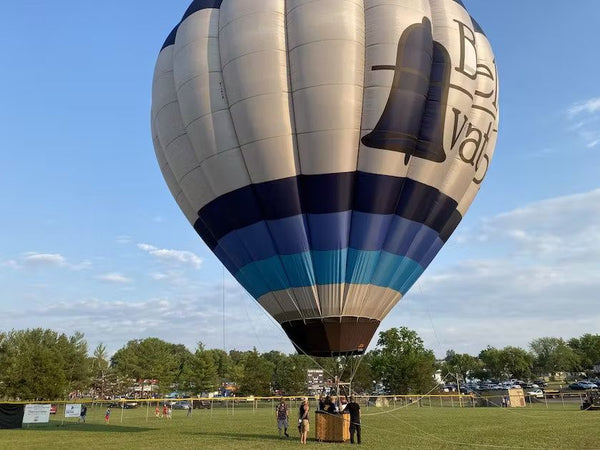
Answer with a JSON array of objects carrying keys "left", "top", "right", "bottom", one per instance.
[
  {"left": 307, "top": 369, "right": 324, "bottom": 395},
  {"left": 65, "top": 404, "right": 82, "bottom": 418},
  {"left": 23, "top": 404, "right": 51, "bottom": 424}
]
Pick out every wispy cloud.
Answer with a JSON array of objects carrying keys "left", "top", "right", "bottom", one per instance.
[
  {"left": 4, "top": 252, "right": 92, "bottom": 271},
  {"left": 23, "top": 253, "right": 66, "bottom": 267},
  {"left": 0, "top": 284, "right": 284, "bottom": 355},
  {"left": 567, "top": 97, "right": 600, "bottom": 148},
  {"left": 568, "top": 97, "right": 600, "bottom": 116},
  {"left": 138, "top": 243, "right": 202, "bottom": 269},
  {"left": 97, "top": 273, "right": 133, "bottom": 284}
]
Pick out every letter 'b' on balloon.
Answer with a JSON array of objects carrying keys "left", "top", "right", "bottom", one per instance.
[{"left": 151, "top": 0, "right": 499, "bottom": 357}]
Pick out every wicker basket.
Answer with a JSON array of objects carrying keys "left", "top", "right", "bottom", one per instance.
[{"left": 315, "top": 411, "right": 350, "bottom": 442}]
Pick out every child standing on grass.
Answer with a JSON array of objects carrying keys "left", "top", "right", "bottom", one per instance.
[{"left": 104, "top": 407, "right": 111, "bottom": 424}]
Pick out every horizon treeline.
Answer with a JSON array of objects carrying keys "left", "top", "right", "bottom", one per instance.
[{"left": 0, "top": 327, "right": 598, "bottom": 401}]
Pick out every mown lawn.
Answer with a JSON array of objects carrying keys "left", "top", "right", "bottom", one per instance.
[{"left": 1, "top": 402, "right": 598, "bottom": 449}]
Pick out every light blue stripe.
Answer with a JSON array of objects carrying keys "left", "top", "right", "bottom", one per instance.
[{"left": 235, "top": 249, "right": 425, "bottom": 299}]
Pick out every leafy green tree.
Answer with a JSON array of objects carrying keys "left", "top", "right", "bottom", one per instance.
[
  {"left": 369, "top": 327, "right": 436, "bottom": 394},
  {"left": 478, "top": 347, "right": 504, "bottom": 379},
  {"left": 228, "top": 350, "right": 251, "bottom": 384},
  {"left": 0, "top": 329, "right": 89, "bottom": 400},
  {"left": 274, "top": 354, "right": 312, "bottom": 394},
  {"left": 568, "top": 334, "right": 600, "bottom": 370},
  {"left": 185, "top": 343, "right": 219, "bottom": 394},
  {"left": 499, "top": 347, "right": 533, "bottom": 380},
  {"left": 57, "top": 331, "right": 90, "bottom": 392},
  {"left": 530, "top": 337, "right": 581, "bottom": 375},
  {"left": 238, "top": 349, "right": 274, "bottom": 396},
  {"left": 444, "top": 350, "right": 483, "bottom": 381},
  {"left": 205, "top": 349, "right": 233, "bottom": 381},
  {"left": 340, "top": 354, "right": 374, "bottom": 395},
  {"left": 111, "top": 338, "right": 192, "bottom": 393},
  {"left": 89, "top": 343, "right": 110, "bottom": 398}
]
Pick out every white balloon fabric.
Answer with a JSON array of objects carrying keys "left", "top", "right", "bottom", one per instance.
[{"left": 151, "top": 0, "right": 499, "bottom": 356}]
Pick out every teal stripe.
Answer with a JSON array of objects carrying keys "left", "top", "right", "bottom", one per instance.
[{"left": 235, "top": 249, "right": 424, "bottom": 299}]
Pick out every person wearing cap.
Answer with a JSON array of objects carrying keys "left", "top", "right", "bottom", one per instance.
[{"left": 298, "top": 398, "right": 310, "bottom": 444}]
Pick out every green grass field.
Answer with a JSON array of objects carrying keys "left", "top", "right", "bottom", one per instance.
[{"left": 1, "top": 402, "right": 598, "bottom": 449}]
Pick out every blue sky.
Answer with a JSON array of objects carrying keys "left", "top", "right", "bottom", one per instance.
[{"left": 1, "top": 0, "right": 599, "bottom": 358}]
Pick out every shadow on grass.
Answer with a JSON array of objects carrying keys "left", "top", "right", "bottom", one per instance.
[
  {"left": 183, "top": 430, "right": 299, "bottom": 442},
  {"left": 22, "top": 422, "right": 152, "bottom": 433}
]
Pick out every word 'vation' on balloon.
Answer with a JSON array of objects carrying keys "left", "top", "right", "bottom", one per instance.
[{"left": 151, "top": 0, "right": 499, "bottom": 357}]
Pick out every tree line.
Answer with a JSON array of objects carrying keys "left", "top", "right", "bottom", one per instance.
[{"left": 0, "top": 327, "right": 598, "bottom": 400}]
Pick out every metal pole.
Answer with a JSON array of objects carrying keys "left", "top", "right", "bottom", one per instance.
[{"left": 146, "top": 400, "right": 149, "bottom": 422}]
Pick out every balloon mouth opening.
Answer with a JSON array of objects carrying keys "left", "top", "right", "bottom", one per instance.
[{"left": 281, "top": 317, "right": 380, "bottom": 357}]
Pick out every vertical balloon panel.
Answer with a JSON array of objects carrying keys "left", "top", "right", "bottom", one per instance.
[{"left": 286, "top": 0, "right": 365, "bottom": 318}]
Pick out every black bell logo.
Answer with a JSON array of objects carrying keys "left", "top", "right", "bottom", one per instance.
[{"left": 361, "top": 18, "right": 451, "bottom": 165}]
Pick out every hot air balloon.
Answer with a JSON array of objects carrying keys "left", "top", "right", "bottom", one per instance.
[{"left": 151, "top": 0, "right": 499, "bottom": 357}]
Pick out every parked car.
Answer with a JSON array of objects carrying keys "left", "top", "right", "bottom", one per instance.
[
  {"left": 569, "top": 381, "right": 598, "bottom": 390},
  {"left": 534, "top": 379, "right": 549, "bottom": 387},
  {"left": 172, "top": 401, "right": 191, "bottom": 410},
  {"left": 193, "top": 400, "right": 212, "bottom": 409},
  {"left": 527, "top": 389, "right": 545, "bottom": 398}
]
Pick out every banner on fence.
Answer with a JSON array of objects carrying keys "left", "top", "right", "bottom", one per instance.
[
  {"left": 23, "top": 404, "right": 51, "bottom": 424},
  {"left": 65, "top": 404, "right": 82, "bottom": 418}
]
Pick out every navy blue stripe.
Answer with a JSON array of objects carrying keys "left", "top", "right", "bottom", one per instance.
[
  {"left": 470, "top": 17, "right": 485, "bottom": 36},
  {"left": 161, "top": 26, "right": 179, "bottom": 50},
  {"left": 193, "top": 172, "right": 461, "bottom": 250},
  {"left": 160, "top": 1, "right": 223, "bottom": 51},
  {"left": 182, "top": 0, "right": 223, "bottom": 20}
]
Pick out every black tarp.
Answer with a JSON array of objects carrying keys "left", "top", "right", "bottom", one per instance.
[{"left": 0, "top": 404, "right": 25, "bottom": 429}]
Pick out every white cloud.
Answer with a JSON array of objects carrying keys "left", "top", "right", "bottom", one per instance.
[
  {"left": 116, "top": 235, "right": 132, "bottom": 244},
  {"left": 138, "top": 243, "right": 202, "bottom": 269},
  {"left": 0, "top": 284, "right": 289, "bottom": 356},
  {"left": 568, "top": 97, "right": 600, "bottom": 116},
  {"left": 3, "top": 253, "right": 92, "bottom": 271},
  {"left": 22, "top": 253, "right": 66, "bottom": 267},
  {"left": 97, "top": 273, "right": 132, "bottom": 284},
  {"left": 567, "top": 97, "right": 600, "bottom": 148}
]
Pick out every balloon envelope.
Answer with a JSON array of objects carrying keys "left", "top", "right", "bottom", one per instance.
[{"left": 151, "top": 0, "right": 499, "bottom": 356}]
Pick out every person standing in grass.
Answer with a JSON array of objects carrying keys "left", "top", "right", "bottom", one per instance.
[
  {"left": 79, "top": 404, "right": 87, "bottom": 423},
  {"left": 104, "top": 407, "right": 111, "bottom": 424},
  {"left": 275, "top": 397, "right": 289, "bottom": 438},
  {"left": 345, "top": 396, "right": 361, "bottom": 444},
  {"left": 299, "top": 398, "right": 310, "bottom": 444}
]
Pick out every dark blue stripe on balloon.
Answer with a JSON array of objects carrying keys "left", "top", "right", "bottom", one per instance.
[
  {"left": 212, "top": 212, "right": 444, "bottom": 272},
  {"left": 161, "top": 26, "right": 179, "bottom": 50},
  {"left": 452, "top": 0, "right": 466, "bottom": 7},
  {"left": 160, "top": 1, "right": 223, "bottom": 51},
  {"left": 470, "top": 17, "right": 485, "bottom": 35},
  {"left": 194, "top": 172, "right": 461, "bottom": 250},
  {"left": 182, "top": 0, "right": 224, "bottom": 20}
]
